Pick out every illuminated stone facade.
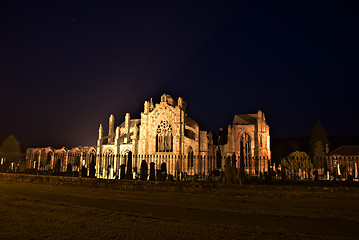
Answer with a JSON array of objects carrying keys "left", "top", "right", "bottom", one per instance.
[
  {"left": 96, "top": 94, "right": 215, "bottom": 178},
  {"left": 26, "top": 93, "right": 271, "bottom": 179},
  {"left": 217, "top": 111, "right": 271, "bottom": 174},
  {"left": 95, "top": 94, "right": 271, "bottom": 178}
]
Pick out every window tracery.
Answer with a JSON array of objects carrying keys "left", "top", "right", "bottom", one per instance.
[{"left": 156, "top": 120, "right": 173, "bottom": 152}]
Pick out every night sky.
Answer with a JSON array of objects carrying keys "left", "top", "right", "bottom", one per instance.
[{"left": 1, "top": 1, "right": 358, "bottom": 148}]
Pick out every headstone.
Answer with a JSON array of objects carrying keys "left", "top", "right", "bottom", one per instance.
[
  {"left": 159, "top": 162, "right": 167, "bottom": 181},
  {"left": 67, "top": 163, "right": 73, "bottom": 177},
  {"left": 149, "top": 162, "right": 155, "bottom": 181},
  {"left": 89, "top": 160, "right": 96, "bottom": 178},
  {"left": 161, "top": 162, "right": 167, "bottom": 173},
  {"left": 110, "top": 168, "right": 114, "bottom": 179},
  {"left": 120, "top": 164, "right": 126, "bottom": 179},
  {"left": 126, "top": 152, "right": 133, "bottom": 179},
  {"left": 140, "top": 160, "right": 148, "bottom": 181},
  {"left": 81, "top": 166, "right": 87, "bottom": 177},
  {"left": 54, "top": 159, "right": 61, "bottom": 176}
]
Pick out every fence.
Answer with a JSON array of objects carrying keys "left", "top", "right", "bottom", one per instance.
[{"left": 23, "top": 150, "right": 271, "bottom": 179}]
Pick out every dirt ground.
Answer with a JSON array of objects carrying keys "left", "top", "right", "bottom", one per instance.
[{"left": 0, "top": 176, "right": 359, "bottom": 239}]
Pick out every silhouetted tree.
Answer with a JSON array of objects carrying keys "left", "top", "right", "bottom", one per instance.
[
  {"left": 309, "top": 121, "right": 329, "bottom": 156},
  {"left": 0, "top": 135, "right": 22, "bottom": 170},
  {"left": 313, "top": 140, "right": 326, "bottom": 170},
  {"left": 0, "top": 135, "right": 21, "bottom": 153}
]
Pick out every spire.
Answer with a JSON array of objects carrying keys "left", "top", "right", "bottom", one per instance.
[
  {"left": 108, "top": 114, "right": 115, "bottom": 143},
  {"left": 115, "top": 126, "right": 120, "bottom": 140},
  {"left": 98, "top": 124, "right": 103, "bottom": 139},
  {"left": 144, "top": 100, "right": 149, "bottom": 114},
  {"left": 150, "top": 98, "right": 154, "bottom": 110}
]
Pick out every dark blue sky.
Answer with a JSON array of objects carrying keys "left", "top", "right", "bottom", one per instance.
[{"left": 0, "top": 1, "right": 358, "bottom": 148}]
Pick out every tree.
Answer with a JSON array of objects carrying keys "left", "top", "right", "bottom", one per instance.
[
  {"left": 282, "top": 151, "right": 312, "bottom": 174},
  {"left": 309, "top": 121, "right": 329, "bottom": 157},
  {"left": 313, "top": 140, "right": 326, "bottom": 169},
  {"left": 0, "top": 135, "right": 22, "bottom": 168},
  {"left": 0, "top": 135, "right": 21, "bottom": 153}
]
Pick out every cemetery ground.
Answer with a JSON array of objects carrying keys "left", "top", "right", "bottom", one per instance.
[{"left": 0, "top": 174, "right": 359, "bottom": 239}]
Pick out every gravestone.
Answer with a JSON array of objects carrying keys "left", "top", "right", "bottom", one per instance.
[
  {"left": 126, "top": 153, "right": 133, "bottom": 179},
  {"left": 161, "top": 162, "right": 167, "bottom": 173},
  {"left": 120, "top": 164, "right": 126, "bottom": 179},
  {"left": 159, "top": 162, "right": 167, "bottom": 181},
  {"left": 149, "top": 162, "right": 155, "bottom": 181},
  {"left": 67, "top": 163, "right": 72, "bottom": 177},
  {"left": 140, "top": 160, "right": 148, "bottom": 181},
  {"left": 81, "top": 166, "right": 87, "bottom": 177},
  {"left": 54, "top": 159, "right": 61, "bottom": 176},
  {"left": 89, "top": 160, "right": 96, "bottom": 178},
  {"left": 314, "top": 170, "right": 319, "bottom": 181}
]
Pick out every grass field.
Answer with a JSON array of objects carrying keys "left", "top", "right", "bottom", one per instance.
[{"left": 0, "top": 174, "right": 359, "bottom": 239}]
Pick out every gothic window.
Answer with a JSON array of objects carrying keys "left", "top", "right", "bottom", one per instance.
[
  {"left": 46, "top": 152, "right": 53, "bottom": 165},
  {"left": 73, "top": 153, "right": 81, "bottom": 167},
  {"left": 240, "top": 132, "right": 251, "bottom": 167},
  {"left": 188, "top": 147, "right": 194, "bottom": 168},
  {"left": 156, "top": 120, "right": 173, "bottom": 152},
  {"left": 105, "top": 149, "right": 114, "bottom": 168}
]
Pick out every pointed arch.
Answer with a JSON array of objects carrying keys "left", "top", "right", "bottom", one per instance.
[
  {"left": 156, "top": 120, "right": 173, "bottom": 152},
  {"left": 188, "top": 146, "right": 194, "bottom": 168},
  {"left": 240, "top": 132, "right": 251, "bottom": 168},
  {"left": 105, "top": 148, "right": 114, "bottom": 169}
]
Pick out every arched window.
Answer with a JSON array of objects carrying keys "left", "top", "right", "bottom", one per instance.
[
  {"left": 46, "top": 152, "right": 53, "bottom": 165},
  {"left": 73, "top": 153, "right": 81, "bottom": 167},
  {"left": 106, "top": 149, "right": 114, "bottom": 168},
  {"left": 188, "top": 147, "right": 194, "bottom": 168},
  {"left": 240, "top": 132, "right": 251, "bottom": 167},
  {"left": 156, "top": 120, "right": 173, "bottom": 152},
  {"left": 90, "top": 151, "right": 96, "bottom": 166}
]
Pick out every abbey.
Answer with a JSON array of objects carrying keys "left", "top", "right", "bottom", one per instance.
[
  {"left": 26, "top": 94, "right": 271, "bottom": 178},
  {"left": 95, "top": 94, "right": 271, "bottom": 178}
]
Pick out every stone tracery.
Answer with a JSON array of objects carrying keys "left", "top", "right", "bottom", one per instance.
[{"left": 156, "top": 120, "right": 173, "bottom": 152}]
